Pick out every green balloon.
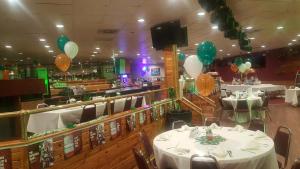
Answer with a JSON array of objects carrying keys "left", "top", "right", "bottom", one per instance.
[
  {"left": 234, "top": 57, "right": 244, "bottom": 66},
  {"left": 57, "top": 35, "right": 70, "bottom": 52},
  {"left": 178, "top": 52, "right": 186, "bottom": 61},
  {"left": 197, "top": 41, "right": 217, "bottom": 65}
]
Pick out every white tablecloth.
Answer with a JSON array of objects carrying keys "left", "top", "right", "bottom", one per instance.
[
  {"left": 153, "top": 127, "right": 278, "bottom": 169},
  {"left": 27, "top": 97, "right": 146, "bottom": 133},
  {"left": 285, "top": 88, "right": 300, "bottom": 106},
  {"left": 221, "top": 84, "right": 285, "bottom": 93},
  {"left": 222, "top": 96, "right": 262, "bottom": 114}
]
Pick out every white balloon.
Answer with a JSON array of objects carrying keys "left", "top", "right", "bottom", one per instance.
[
  {"left": 64, "top": 41, "right": 79, "bottom": 60},
  {"left": 238, "top": 64, "right": 247, "bottom": 73},
  {"left": 183, "top": 55, "right": 203, "bottom": 79},
  {"left": 245, "top": 62, "right": 252, "bottom": 69}
]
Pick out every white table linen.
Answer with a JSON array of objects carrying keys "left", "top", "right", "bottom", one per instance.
[
  {"left": 221, "top": 84, "right": 285, "bottom": 93},
  {"left": 222, "top": 96, "right": 262, "bottom": 115},
  {"left": 285, "top": 88, "right": 300, "bottom": 106},
  {"left": 153, "top": 127, "right": 278, "bottom": 169},
  {"left": 27, "top": 96, "right": 146, "bottom": 133}
]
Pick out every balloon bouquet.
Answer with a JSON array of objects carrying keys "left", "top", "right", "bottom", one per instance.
[
  {"left": 231, "top": 57, "right": 256, "bottom": 83},
  {"left": 55, "top": 35, "right": 79, "bottom": 72},
  {"left": 183, "top": 41, "right": 217, "bottom": 96}
]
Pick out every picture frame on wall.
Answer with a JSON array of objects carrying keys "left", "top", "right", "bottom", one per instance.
[{"left": 151, "top": 68, "right": 160, "bottom": 76}]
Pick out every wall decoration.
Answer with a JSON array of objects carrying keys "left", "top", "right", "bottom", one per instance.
[
  {"left": 151, "top": 68, "right": 161, "bottom": 76},
  {"left": 64, "top": 131, "right": 82, "bottom": 159},
  {"left": 0, "top": 149, "right": 12, "bottom": 169},
  {"left": 126, "top": 114, "right": 136, "bottom": 132},
  {"left": 110, "top": 120, "right": 121, "bottom": 139},
  {"left": 28, "top": 139, "right": 54, "bottom": 169},
  {"left": 89, "top": 123, "right": 106, "bottom": 149}
]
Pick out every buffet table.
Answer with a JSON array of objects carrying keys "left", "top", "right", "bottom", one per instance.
[
  {"left": 221, "top": 84, "right": 285, "bottom": 93},
  {"left": 285, "top": 88, "right": 300, "bottom": 106},
  {"left": 27, "top": 96, "right": 146, "bottom": 133},
  {"left": 153, "top": 126, "right": 278, "bottom": 169}
]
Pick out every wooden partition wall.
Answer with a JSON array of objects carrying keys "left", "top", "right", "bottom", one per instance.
[{"left": 0, "top": 89, "right": 174, "bottom": 169}]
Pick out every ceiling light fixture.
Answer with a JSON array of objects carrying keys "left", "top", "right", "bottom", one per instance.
[
  {"left": 93, "top": 51, "right": 98, "bottom": 54},
  {"left": 147, "top": 56, "right": 151, "bottom": 59},
  {"left": 226, "top": 53, "right": 231, "bottom": 56},
  {"left": 197, "top": 12, "right": 205, "bottom": 16},
  {"left": 276, "top": 26, "right": 284, "bottom": 30},
  {"left": 91, "top": 54, "right": 95, "bottom": 57},
  {"left": 56, "top": 24, "right": 64, "bottom": 28},
  {"left": 48, "top": 50, "right": 54, "bottom": 53},
  {"left": 194, "top": 43, "right": 199, "bottom": 46},
  {"left": 245, "top": 26, "right": 253, "bottom": 30},
  {"left": 177, "top": 49, "right": 180, "bottom": 52},
  {"left": 18, "top": 52, "right": 23, "bottom": 55},
  {"left": 219, "top": 49, "right": 223, "bottom": 52},
  {"left": 44, "top": 45, "right": 50, "bottom": 48},
  {"left": 119, "top": 50, "right": 123, "bottom": 53},
  {"left": 297, "top": 34, "right": 300, "bottom": 37},
  {"left": 39, "top": 38, "right": 46, "bottom": 42},
  {"left": 137, "top": 53, "right": 140, "bottom": 56},
  {"left": 292, "top": 39, "right": 297, "bottom": 42},
  {"left": 212, "top": 25, "right": 218, "bottom": 30},
  {"left": 288, "top": 43, "right": 292, "bottom": 46},
  {"left": 247, "top": 52, "right": 251, "bottom": 54},
  {"left": 249, "top": 37, "right": 255, "bottom": 40},
  {"left": 5, "top": 45, "right": 12, "bottom": 48},
  {"left": 261, "top": 45, "right": 266, "bottom": 48},
  {"left": 232, "top": 44, "right": 236, "bottom": 47},
  {"left": 95, "top": 47, "right": 100, "bottom": 50},
  {"left": 161, "top": 57, "right": 164, "bottom": 60},
  {"left": 137, "top": 18, "right": 145, "bottom": 23}
]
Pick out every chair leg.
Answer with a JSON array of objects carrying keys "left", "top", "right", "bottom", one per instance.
[{"left": 265, "top": 109, "right": 272, "bottom": 121}]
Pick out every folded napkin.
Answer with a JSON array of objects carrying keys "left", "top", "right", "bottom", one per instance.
[
  {"left": 189, "top": 127, "right": 202, "bottom": 139},
  {"left": 231, "top": 125, "right": 245, "bottom": 132},
  {"left": 176, "top": 125, "right": 190, "bottom": 132},
  {"left": 254, "top": 130, "right": 267, "bottom": 139},
  {"left": 241, "top": 140, "right": 261, "bottom": 152},
  {"left": 209, "top": 123, "right": 220, "bottom": 130},
  {"left": 211, "top": 147, "right": 227, "bottom": 158}
]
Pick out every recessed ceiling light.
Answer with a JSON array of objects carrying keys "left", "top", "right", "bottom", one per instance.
[
  {"left": 247, "top": 52, "right": 251, "bottom": 54},
  {"left": 177, "top": 49, "right": 180, "bottom": 52},
  {"left": 261, "top": 45, "right": 266, "bottom": 48},
  {"left": 5, "top": 45, "right": 12, "bottom": 48},
  {"left": 212, "top": 25, "right": 218, "bottom": 30},
  {"left": 39, "top": 38, "right": 46, "bottom": 42},
  {"left": 44, "top": 45, "right": 50, "bottom": 48},
  {"left": 119, "top": 50, "right": 123, "bottom": 53},
  {"left": 20, "top": 59, "right": 23, "bottom": 62},
  {"left": 219, "top": 49, "right": 223, "bottom": 52},
  {"left": 288, "top": 43, "right": 293, "bottom": 46},
  {"left": 194, "top": 43, "right": 199, "bottom": 46},
  {"left": 137, "top": 53, "right": 140, "bottom": 56},
  {"left": 245, "top": 26, "right": 253, "bottom": 30},
  {"left": 48, "top": 50, "right": 54, "bottom": 53},
  {"left": 56, "top": 24, "right": 64, "bottom": 28},
  {"left": 197, "top": 12, "right": 205, "bottom": 16},
  {"left": 93, "top": 51, "right": 98, "bottom": 54},
  {"left": 91, "top": 54, "right": 95, "bottom": 57},
  {"left": 276, "top": 26, "right": 284, "bottom": 30},
  {"left": 249, "top": 37, "right": 255, "bottom": 40},
  {"left": 95, "top": 47, "right": 100, "bottom": 50},
  {"left": 226, "top": 53, "right": 231, "bottom": 56},
  {"left": 137, "top": 18, "right": 145, "bottom": 23},
  {"left": 232, "top": 44, "right": 236, "bottom": 47},
  {"left": 297, "top": 34, "right": 300, "bottom": 37},
  {"left": 18, "top": 52, "right": 23, "bottom": 55},
  {"left": 292, "top": 39, "right": 297, "bottom": 42},
  {"left": 177, "top": 52, "right": 180, "bottom": 54}
]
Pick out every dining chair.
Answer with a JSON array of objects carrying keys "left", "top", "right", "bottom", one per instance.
[
  {"left": 274, "top": 126, "right": 292, "bottom": 169},
  {"left": 123, "top": 97, "right": 132, "bottom": 111},
  {"left": 135, "top": 96, "right": 144, "bottom": 108},
  {"left": 190, "top": 154, "right": 220, "bottom": 169},
  {"left": 80, "top": 104, "right": 96, "bottom": 123},
  {"left": 248, "top": 119, "right": 265, "bottom": 132},
  {"left": 259, "top": 96, "right": 272, "bottom": 121},
  {"left": 36, "top": 103, "right": 49, "bottom": 109},
  {"left": 235, "top": 100, "right": 250, "bottom": 122},
  {"left": 172, "top": 120, "right": 187, "bottom": 129},
  {"left": 291, "top": 157, "right": 300, "bottom": 169},
  {"left": 204, "top": 117, "right": 220, "bottom": 126},
  {"left": 138, "top": 130, "right": 158, "bottom": 168},
  {"left": 132, "top": 148, "right": 152, "bottom": 169}
]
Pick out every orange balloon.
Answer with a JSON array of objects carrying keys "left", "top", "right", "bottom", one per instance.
[
  {"left": 3, "top": 70, "right": 9, "bottom": 80},
  {"left": 55, "top": 54, "right": 71, "bottom": 72},
  {"left": 230, "top": 64, "right": 238, "bottom": 73},
  {"left": 196, "top": 74, "right": 215, "bottom": 97}
]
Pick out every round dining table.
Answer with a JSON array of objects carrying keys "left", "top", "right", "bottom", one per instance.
[{"left": 153, "top": 126, "right": 279, "bottom": 169}]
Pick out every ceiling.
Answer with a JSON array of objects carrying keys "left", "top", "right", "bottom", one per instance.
[{"left": 0, "top": 0, "right": 300, "bottom": 65}]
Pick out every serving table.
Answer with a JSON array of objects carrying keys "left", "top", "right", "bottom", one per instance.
[{"left": 153, "top": 126, "right": 278, "bottom": 169}]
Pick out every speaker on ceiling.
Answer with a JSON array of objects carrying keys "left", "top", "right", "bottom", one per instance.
[{"left": 150, "top": 20, "right": 188, "bottom": 50}]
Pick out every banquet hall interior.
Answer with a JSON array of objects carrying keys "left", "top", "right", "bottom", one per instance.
[{"left": 0, "top": 0, "right": 300, "bottom": 169}]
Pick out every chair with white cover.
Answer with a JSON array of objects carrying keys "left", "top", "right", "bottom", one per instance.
[{"left": 190, "top": 155, "right": 220, "bottom": 169}]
